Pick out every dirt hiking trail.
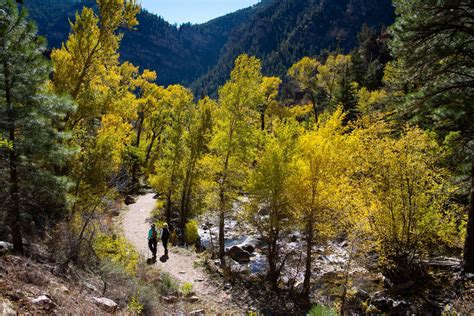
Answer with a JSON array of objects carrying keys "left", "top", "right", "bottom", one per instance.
[{"left": 122, "top": 193, "right": 238, "bottom": 312}]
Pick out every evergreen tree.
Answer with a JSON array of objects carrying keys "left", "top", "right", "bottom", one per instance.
[
  {"left": 0, "top": 0, "right": 74, "bottom": 253},
  {"left": 351, "top": 24, "right": 391, "bottom": 90},
  {"left": 389, "top": 0, "right": 474, "bottom": 273}
]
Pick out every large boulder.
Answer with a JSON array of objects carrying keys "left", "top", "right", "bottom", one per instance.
[
  {"left": 241, "top": 244, "right": 255, "bottom": 254},
  {"left": 239, "top": 236, "right": 259, "bottom": 254},
  {"left": 92, "top": 297, "right": 118, "bottom": 313},
  {"left": 227, "top": 246, "right": 251, "bottom": 264}
]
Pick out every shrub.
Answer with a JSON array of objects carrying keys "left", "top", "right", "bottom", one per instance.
[
  {"left": 93, "top": 234, "right": 139, "bottom": 274},
  {"left": 126, "top": 278, "right": 161, "bottom": 315},
  {"left": 128, "top": 292, "right": 144, "bottom": 314},
  {"left": 159, "top": 272, "right": 178, "bottom": 295},
  {"left": 307, "top": 304, "right": 338, "bottom": 316},
  {"left": 184, "top": 220, "right": 199, "bottom": 245},
  {"left": 169, "top": 229, "right": 178, "bottom": 246},
  {"left": 180, "top": 282, "right": 194, "bottom": 296}
]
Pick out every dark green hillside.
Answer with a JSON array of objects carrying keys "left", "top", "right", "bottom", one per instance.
[
  {"left": 120, "top": 8, "right": 253, "bottom": 85},
  {"left": 23, "top": 0, "right": 394, "bottom": 92},
  {"left": 192, "top": 0, "right": 395, "bottom": 96}
]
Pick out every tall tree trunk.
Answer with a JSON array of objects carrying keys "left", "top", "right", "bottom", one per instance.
[
  {"left": 147, "top": 130, "right": 164, "bottom": 174},
  {"left": 218, "top": 123, "right": 234, "bottom": 265},
  {"left": 218, "top": 207, "right": 225, "bottom": 265},
  {"left": 131, "top": 111, "right": 144, "bottom": 191},
  {"left": 268, "top": 231, "right": 278, "bottom": 288},
  {"left": 310, "top": 94, "right": 318, "bottom": 123},
  {"left": 4, "top": 60, "right": 23, "bottom": 254},
  {"left": 179, "top": 166, "right": 192, "bottom": 237},
  {"left": 302, "top": 211, "right": 314, "bottom": 297},
  {"left": 165, "top": 145, "right": 180, "bottom": 225},
  {"left": 463, "top": 151, "right": 474, "bottom": 274},
  {"left": 165, "top": 193, "right": 172, "bottom": 225},
  {"left": 261, "top": 110, "right": 265, "bottom": 131},
  {"left": 180, "top": 156, "right": 197, "bottom": 239},
  {"left": 144, "top": 130, "right": 158, "bottom": 168}
]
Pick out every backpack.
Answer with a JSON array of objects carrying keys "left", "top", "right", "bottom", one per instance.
[{"left": 151, "top": 228, "right": 157, "bottom": 239}]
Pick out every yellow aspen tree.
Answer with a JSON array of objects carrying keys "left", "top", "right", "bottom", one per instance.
[
  {"left": 205, "top": 54, "right": 263, "bottom": 264},
  {"left": 350, "top": 118, "right": 464, "bottom": 278},
  {"left": 246, "top": 121, "right": 301, "bottom": 288},
  {"left": 288, "top": 108, "right": 348, "bottom": 298},
  {"left": 149, "top": 85, "right": 194, "bottom": 224},
  {"left": 258, "top": 76, "right": 282, "bottom": 131}
]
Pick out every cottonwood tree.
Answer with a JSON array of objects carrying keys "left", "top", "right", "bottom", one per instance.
[
  {"left": 258, "top": 76, "right": 281, "bottom": 131},
  {"left": 246, "top": 122, "right": 300, "bottom": 288},
  {"left": 150, "top": 85, "right": 194, "bottom": 224},
  {"left": 288, "top": 108, "right": 349, "bottom": 298},
  {"left": 51, "top": 0, "right": 141, "bottom": 263},
  {"left": 0, "top": 1, "right": 74, "bottom": 253},
  {"left": 178, "top": 97, "right": 215, "bottom": 236},
  {"left": 350, "top": 118, "right": 463, "bottom": 278},
  {"left": 141, "top": 85, "right": 168, "bottom": 174},
  {"left": 204, "top": 54, "right": 263, "bottom": 264},
  {"left": 129, "top": 69, "right": 160, "bottom": 191},
  {"left": 287, "top": 57, "right": 320, "bottom": 122},
  {"left": 316, "top": 54, "right": 356, "bottom": 113},
  {"left": 288, "top": 55, "right": 356, "bottom": 122}
]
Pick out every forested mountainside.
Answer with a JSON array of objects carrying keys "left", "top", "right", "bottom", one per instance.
[
  {"left": 24, "top": 0, "right": 254, "bottom": 86},
  {"left": 24, "top": 0, "right": 394, "bottom": 91},
  {"left": 192, "top": 0, "right": 395, "bottom": 95}
]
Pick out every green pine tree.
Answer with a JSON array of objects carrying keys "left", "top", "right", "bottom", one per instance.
[
  {"left": 389, "top": 0, "right": 474, "bottom": 273},
  {"left": 0, "top": 0, "right": 74, "bottom": 253}
]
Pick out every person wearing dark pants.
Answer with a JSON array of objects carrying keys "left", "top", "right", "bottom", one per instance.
[
  {"left": 161, "top": 223, "right": 170, "bottom": 258},
  {"left": 148, "top": 223, "right": 158, "bottom": 259}
]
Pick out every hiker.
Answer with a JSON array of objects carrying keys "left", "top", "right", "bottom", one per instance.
[
  {"left": 148, "top": 223, "right": 158, "bottom": 259},
  {"left": 161, "top": 223, "right": 170, "bottom": 258}
]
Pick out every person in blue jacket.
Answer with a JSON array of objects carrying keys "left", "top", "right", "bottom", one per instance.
[{"left": 148, "top": 223, "right": 158, "bottom": 259}]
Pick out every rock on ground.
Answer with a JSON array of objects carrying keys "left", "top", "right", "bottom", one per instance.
[
  {"left": 227, "top": 246, "right": 251, "bottom": 264},
  {"left": 92, "top": 297, "right": 118, "bottom": 313},
  {"left": 1, "top": 299, "right": 16, "bottom": 315},
  {"left": 31, "top": 295, "right": 55, "bottom": 309},
  {"left": 0, "top": 241, "right": 13, "bottom": 254},
  {"left": 124, "top": 195, "right": 136, "bottom": 205}
]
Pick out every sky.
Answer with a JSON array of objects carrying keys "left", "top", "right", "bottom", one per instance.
[{"left": 139, "top": 0, "right": 260, "bottom": 25}]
